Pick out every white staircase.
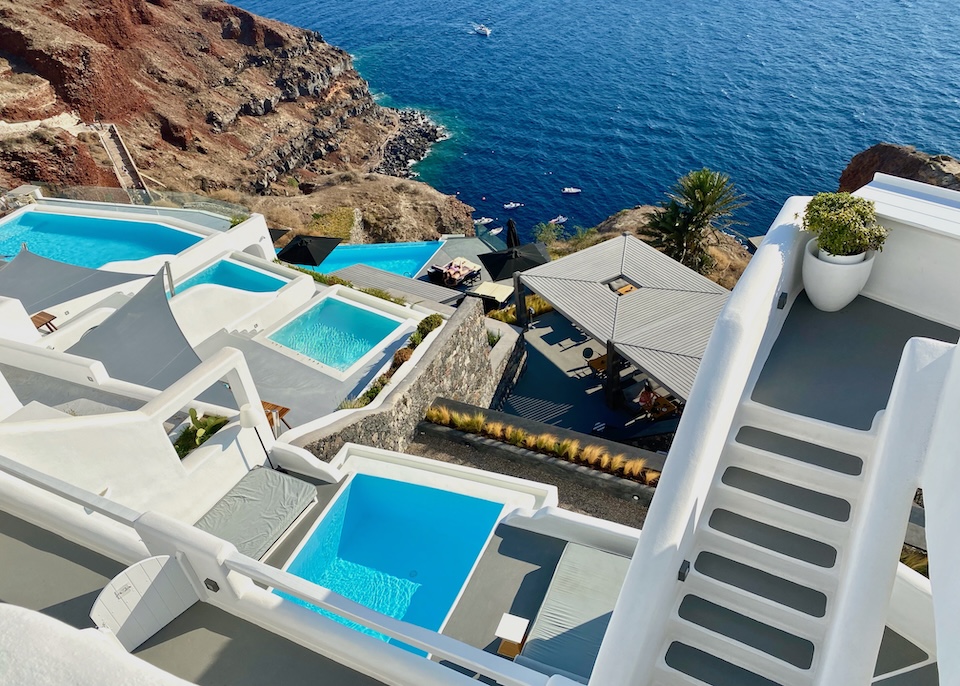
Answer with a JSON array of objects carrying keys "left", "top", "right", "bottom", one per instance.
[{"left": 652, "top": 401, "right": 873, "bottom": 686}]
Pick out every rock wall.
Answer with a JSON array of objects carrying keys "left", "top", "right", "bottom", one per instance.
[
  {"left": 839, "top": 143, "right": 960, "bottom": 193},
  {"left": 0, "top": 0, "right": 434, "bottom": 194},
  {"left": 298, "top": 298, "right": 524, "bottom": 459}
]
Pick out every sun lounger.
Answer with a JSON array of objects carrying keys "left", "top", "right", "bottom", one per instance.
[
  {"left": 514, "top": 543, "right": 631, "bottom": 683},
  {"left": 194, "top": 467, "right": 317, "bottom": 560},
  {"left": 427, "top": 257, "right": 482, "bottom": 287}
]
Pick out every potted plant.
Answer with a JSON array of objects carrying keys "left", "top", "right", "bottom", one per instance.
[{"left": 799, "top": 192, "right": 889, "bottom": 312}]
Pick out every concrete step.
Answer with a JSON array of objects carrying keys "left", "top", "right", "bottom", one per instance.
[
  {"left": 706, "top": 507, "right": 839, "bottom": 568},
  {"left": 723, "top": 441, "right": 863, "bottom": 501},
  {"left": 733, "top": 426, "right": 864, "bottom": 477},
  {"left": 675, "top": 594, "right": 815, "bottom": 669},
  {"left": 710, "top": 484, "right": 850, "bottom": 548},
  {"left": 695, "top": 527, "right": 838, "bottom": 588},
  {"left": 736, "top": 401, "right": 874, "bottom": 457},
  {"left": 663, "top": 619, "right": 814, "bottom": 686},
  {"left": 682, "top": 569, "right": 827, "bottom": 637},
  {"left": 693, "top": 551, "right": 828, "bottom": 618}
]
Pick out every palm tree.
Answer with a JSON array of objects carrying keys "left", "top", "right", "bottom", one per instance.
[{"left": 644, "top": 168, "right": 747, "bottom": 273}]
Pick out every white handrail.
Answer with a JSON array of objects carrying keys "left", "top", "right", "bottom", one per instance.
[
  {"left": 591, "top": 199, "right": 808, "bottom": 686},
  {"left": 222, "top": 553, "right": 548, "bottom": 686},
  {"left": 0, "top": 453, "right": 140, "bottom": 524}
]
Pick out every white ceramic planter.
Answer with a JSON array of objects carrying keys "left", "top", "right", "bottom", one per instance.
[{"left": 802, "top": 238, "right": 876, "bottom": 312}]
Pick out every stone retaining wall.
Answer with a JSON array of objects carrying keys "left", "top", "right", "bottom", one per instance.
[{"left": 298, "top": 298, "right": 525, "bottom": 459}]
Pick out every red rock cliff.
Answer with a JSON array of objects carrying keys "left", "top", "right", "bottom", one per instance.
[{"left": 0, "top": 0, "right": 408, "bottom": 192}]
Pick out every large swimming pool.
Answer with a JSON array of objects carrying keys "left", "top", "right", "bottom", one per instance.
[
  {"left": 176, "top": 259, "right": 287, "bottom": 294},
  {"left": 0, "top": 210, "right": 202, "bottom": 269},
  {"left": 307, "top": 241, "right": 444, "bottom": 278},
  {"left": 267, "top": 296, "right": 403, "bottom": 372},
  {"left": 278, "top": 474, "right": 502, "bottom": 650}
]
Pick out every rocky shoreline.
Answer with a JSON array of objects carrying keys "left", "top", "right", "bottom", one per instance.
[{"left": 376, "top": 109, "right": 446, "bottom": 178}]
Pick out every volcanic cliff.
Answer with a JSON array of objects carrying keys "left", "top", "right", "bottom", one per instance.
[{"left": 0, "top": 0, "right": 472, "bottom": 238}]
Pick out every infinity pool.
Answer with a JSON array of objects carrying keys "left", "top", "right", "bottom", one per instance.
[
  {"left": 0, "top": 210, "right": 202, "bottom": 269},
  {"left": 278, "top": 474, "right": 502, "bottom": 650},
  {"left": 309, "top": 241, "right": 444, "bottom": 278},
  {"left": 177, "top": 259, "right": 287, "bottom": 294},
  {"left": 267, "top": 296, "right": 403, "bottom": 372}
]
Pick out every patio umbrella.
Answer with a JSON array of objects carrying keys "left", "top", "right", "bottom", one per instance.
[
  {"left": 506, "top": 219, "right": 521, "bottom": 249},
  {"left": 276, "top": 235, "right": 341, "bottom": 267},
  {"left": 478, "top": 242, "right": 551, "bottom": 281}
]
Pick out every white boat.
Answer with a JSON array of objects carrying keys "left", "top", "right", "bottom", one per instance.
[
  {"left": 503, "top": 202, "right": 523, "bottom": 210},
  {"left": 474, "top": 24, "right": 491, "bottom": 36},
  {"left": 488, "top": 226, "right": 503, "bottom": 236},
  {"left": 474, "top": 216, "right": 494, "bottom": 225},
  {"left": 548, "top": 215, "right": 568, "bottom": 224},
  {"left": 562, "top": 187, "right": 582, "bottom": 195}
]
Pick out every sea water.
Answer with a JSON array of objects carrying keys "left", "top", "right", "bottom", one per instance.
[{"left": 233, "top": 0, "right": 960, "bottom": 239}]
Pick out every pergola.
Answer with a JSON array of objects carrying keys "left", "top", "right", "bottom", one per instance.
[{"left": 516, "top": 234, "right": 729, "bottom": 402}]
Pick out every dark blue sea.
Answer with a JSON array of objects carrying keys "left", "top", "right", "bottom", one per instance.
[{"left": 233, "top": 0, "right": 960, "bottom": 239}]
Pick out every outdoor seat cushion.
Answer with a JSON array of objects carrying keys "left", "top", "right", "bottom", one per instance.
[{"left": 194, "top": 467, "right": 316, "bottom": 559}]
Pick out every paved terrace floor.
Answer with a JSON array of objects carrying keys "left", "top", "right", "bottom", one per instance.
[
  {"left": 416, "top": 236, "right": 515, "bottom": 289},
  {"left": 195, "top": 328, "right": 411, "bottom": 426},
  {"left": 0, "top": 510, "right": 388, "bottom": 685},
  {"left": 753, "top": 294, "right": 959, "bottom": 430},
  {"left": 442, "top": 525, "right": 566, "bottom": 655},
  {"left": 501, "top": 311, "right": 639, "bottom": 433}
]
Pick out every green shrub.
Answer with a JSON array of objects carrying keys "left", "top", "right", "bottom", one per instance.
[
  {"left": 338, "top": 396, "right": 371, "bottom": 410},
  {"left": 174, "top": 409, "right": 228, "bottom": 459},
  {"left": 392, "top": 347, "right": 413, "bottom": 369},
  {"left": 362, "top": 373, "right": 392, "bottom": 403},
  {"left": 408, "top": 330, "right": 424, "bottom": 349},
  {"left": 359, "top": 287, "right": 405, "bottom": 305},
  {"left": 801, "top": 192, "right": 889, "bottom": 256},
  {"left": 487, "top": 329, "right": 502, "bottom": 347},
  {"left": 278, "top": 261, "right": 353, "bottom": 286},
  {"left": 417, "top": 313, "right": 443, "bottom": 338},
  {"left": 533, "top": 222, "right": 567, "bottom": 244}
]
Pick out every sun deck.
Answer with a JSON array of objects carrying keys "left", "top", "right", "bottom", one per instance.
[
  {"left": 753, "top": 293, "right": 959, "bottom": 430},
  {"left": 0, "top": 510, "right": 389, "bottom": 685}
]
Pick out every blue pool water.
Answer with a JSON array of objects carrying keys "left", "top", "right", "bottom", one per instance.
[
  {"left": 0, "top": 210, "right": 202, "bottom": 269},
  {"left": 311, "top": 241, "right": 443, "bottom": 278},
  {"left": 278, "top": 474, "right": 502, "bottom": 649},
  {"left": 177, "top": 260, "right": 287, "bottom": 294},
  {"left": 233, "top": 0, "right": 960, "bottom": 240},
  {"left": 268, "top": 297, "right": 402, "bottom": 371}
]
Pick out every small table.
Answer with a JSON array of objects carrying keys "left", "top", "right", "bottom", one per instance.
[
  {"left": 588, "top": 354, "right": 608, "bottom": 375},
  {"left": 31, "top": 311, "right": 58, "bottom": 333},
  {"left": 495, "top": 613, "right": 530, "bottom": 659},
  {"left": 261, "top": 401, "right": 292, "bottom": 431}
]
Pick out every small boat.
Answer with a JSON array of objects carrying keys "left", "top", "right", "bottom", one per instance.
[
  {"left": 474, "top": 217, "right": 494, "bottom": 225},
  {"left": 489, "top": 226, "right": 504, "bottom": 236},
  {"left": 474, "top": 24, "right": 492, "bottom": 36},
  {"left": 548, "top": 215, "right": 568, "bottom": 224},
  {"left": 562, "top": 187, "right": 582, "bottom": 195},
  {"left": 503, "top": 201, "right": 523, "bottom": 210}
]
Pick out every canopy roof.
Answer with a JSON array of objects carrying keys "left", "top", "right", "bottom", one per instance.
[
  {"left": 0, "top": 250, "right": 141, "bottom": 314},
  {"left": 276, "top": 235, "right": 341, "bottom": 267},
  {"left": 67, "top": 272, "right": 235, "bottom": 407},
  {"left": 520, "top": 234, "right": 729, "bottom": 400}
]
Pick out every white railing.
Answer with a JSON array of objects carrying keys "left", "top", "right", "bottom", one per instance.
[
  {"left": 0, "top": 443, "right": 548, "bottom": 686},
  {"left": 911, "top": 339, "right": 960, "bottom": 683},
  {"left": 590, "top": 198, "right": 810, "bottom": 686},
  {"left": 223, "top": 554, "right": 546, "bottom": 686},
  {"left": 816, "top": 337, "right": 954, "bottom": 685}
]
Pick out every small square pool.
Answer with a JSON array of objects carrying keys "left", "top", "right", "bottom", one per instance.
[
  {"left": 176, "top": 259, "right": 287, "bottom": 294},
  {"left": 267, "top": 296, "right": 404, "bottom": 373},
  {"left": 277, "top": 474, "right": 503, "bottom": 650}
]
